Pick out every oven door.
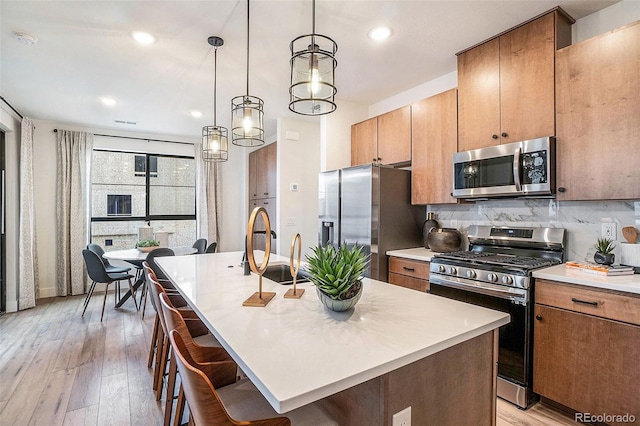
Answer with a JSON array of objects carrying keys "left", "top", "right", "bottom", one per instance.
[{"left": 429, "top": 274, "right": 532, "bottom": 387}]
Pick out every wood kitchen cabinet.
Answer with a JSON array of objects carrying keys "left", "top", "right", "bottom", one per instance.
[
  {"left": 457, "top": 10, "right": 573, "bottom": 151},
  {"left": 411, "top": 89, "right": 458, "bottom": 205},
  {"left": 388, "top": 257, "right": 430, "bottom": 292},
  {"left": 249, "top": 142, "right": 277, "bottom": 200},
  {"left": 248, "top": 142, "right": 277, "bottom": 254},
  {"left": 555, "top": 21, "right": 640, "bottom": 201},
  {"left": 533, "top": 280, "right": 640, "bottom": 419},
  {"left": 351, "top": 106, "right": 411, "bottom": 167}
]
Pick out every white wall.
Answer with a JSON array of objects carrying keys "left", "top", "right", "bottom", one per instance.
[
  {"left": 276, "top": 117, "right": 321, "bottom": 258},
  {"left": 572, "top": 0, "right": 640, "bottom": 43},
  {"left": 0, "top": 105, "right": 21, "bottom": 312},
  {"left": 321, "top": 99, "right": 368, "bottom": 172}
]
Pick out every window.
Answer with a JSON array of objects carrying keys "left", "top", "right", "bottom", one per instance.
[
  {"left": 107, "top": 195, "right": 132, "bottom": 216},
  {"left": 91, "top": 150, "right": 196, "bottom": 250},
  {"left": 135, "top": 155, "right": 158, "bottom": 177}
]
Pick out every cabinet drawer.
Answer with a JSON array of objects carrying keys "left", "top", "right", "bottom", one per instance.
[
  {"left": 388, "top": 257, "right": 430, "bottom": 280},
  {"left": 389, "top": 273, "right": 429, "bottom": 292},
  {"left": 536, "top": 279, "right": 640, "bottom": 325}
]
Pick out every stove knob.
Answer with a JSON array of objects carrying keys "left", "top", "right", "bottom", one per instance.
[
  {"left": 502, "top": 275, "right": 513, "bottom": 285},
  {"left": 438, "top": 265, "right": 446, "bottom": 273},
  {"left": 446, "top": 266, "right": 458, "bottom": 275},
  {"left": 466, "top": 270, "right": 477, "bottom": 279},
  {"left": 487, "top": 273, "right": 498, "bottom": 282}
]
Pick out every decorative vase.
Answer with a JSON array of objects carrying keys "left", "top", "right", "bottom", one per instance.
[
  {"left": 422, "top": 212, "right": 440, "bottom": 249},
  {"left": 316, "top": 281, "right": 363, "bottom": 312},
  {"left": 594, "top": 252, "right": 615, "bottom": 266},
  {"left": 427, "top": 228, "right": 463, "bottom": 253}
]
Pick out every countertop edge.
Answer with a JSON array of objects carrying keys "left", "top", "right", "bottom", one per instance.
[{"left": 533, "top": 265, "right": 640, "bottom": 295}]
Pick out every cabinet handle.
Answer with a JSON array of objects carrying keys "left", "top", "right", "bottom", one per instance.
[
  {"left": 264, "top": 192, "right": 269, "bottom": 195},
  {"left": 571, "top": 297, "right": 598, "bottom": 307},
  {"left": 501, "top": 132, "right": 508, "bottom": 138},
  {"left": 558, "top": 187, "right": 566, "bottom": 193},
  {"left": 403, "top": 267, "right": 415, "bottom": 272},
  {"left": 263, "top": 202, "right": 269, "bottom": 205},
  {"left": 535, "top": 314, "right": 542, "bottom": 321},
  {"left": 492, "top": 134, "right": 499, "bottom": 140}
]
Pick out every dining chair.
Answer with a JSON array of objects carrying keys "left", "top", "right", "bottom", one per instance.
[
  {"left": 82, "top": 249, "right": 138, "bottom": 321},
  {"left": 159, "top": 292, "right": 236, "bottom": 426},
  {"left": 86, "top": 243, "right": 131, "bottom": 274},
  {"left": 169, "top": 330, "right": 337, "bottom": 426},
  {"left": 192, "top": 238, "right": 207, "bottom": 254},
  {"left": 205, "top": 242, "right": 218, "bottom": 253},
  {"left": 141, "top": 248, "right": 175, "bottom": 319}
]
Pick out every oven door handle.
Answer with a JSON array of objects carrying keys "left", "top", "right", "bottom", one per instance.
[{"left": 430, "top": 274, "right": 527, "bottom": 304}]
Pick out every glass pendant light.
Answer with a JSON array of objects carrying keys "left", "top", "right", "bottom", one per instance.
[
  {"left": 202, "top": 36, "right": 228, "bottom": 162},
  {"left": 289, "top": 0, "right": 337, "bottom": 116},
  {"left": 232, "top": 0, "right": 264, "bottom": 147}
]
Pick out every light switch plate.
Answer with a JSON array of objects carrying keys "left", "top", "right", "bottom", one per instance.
[
  {"left": 392, "top": 406, "right": 411, "bottom": 426},
  {"left": 290, "top": 183, "right": 298, "bottom": 191},
  {"left": 286, "top": 217, "right": 296, "bottom": 226}
]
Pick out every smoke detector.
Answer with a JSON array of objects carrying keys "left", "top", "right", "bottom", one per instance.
[{"left": 14, "top": 31, "right": 38, "bottom": 45}]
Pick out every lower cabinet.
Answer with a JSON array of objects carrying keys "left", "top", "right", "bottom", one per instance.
[
  {"left": 533, "top": 280, "right": 640, "bottom": 419},
  {"left": 388, "top": 257, "right": 429, "bottom": 292},
  {"left": 249, "top": 198, "right": 276, "bottom": 254}
]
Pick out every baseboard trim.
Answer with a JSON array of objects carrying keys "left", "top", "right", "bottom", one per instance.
[
  {"left": 5, "top": 300, "right": 18, "bottom": 312},
  {"left": 38, "top": 287, "right": 57, "bottom": 299}
]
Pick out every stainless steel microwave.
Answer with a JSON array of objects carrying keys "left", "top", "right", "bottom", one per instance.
[{"left": 452, "top": 136, "right": 555, "bottom": 199}]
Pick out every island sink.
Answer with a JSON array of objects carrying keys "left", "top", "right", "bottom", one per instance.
[{"left": 261, "top": 263, "right": 310, "bottom": 285}]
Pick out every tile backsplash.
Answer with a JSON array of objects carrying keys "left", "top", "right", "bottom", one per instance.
[{"left": 427, "top": 199, "right": 640, "bottom": 262}]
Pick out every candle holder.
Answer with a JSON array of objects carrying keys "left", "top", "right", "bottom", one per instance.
[
  {"left": 242, "top": 207, "right": 276, "bottom": 307},
  {"left": 284, "top": 233, "right": 305, "bottom": 299}
]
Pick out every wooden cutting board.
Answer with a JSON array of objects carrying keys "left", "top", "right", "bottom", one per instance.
[{"left": 622, "top": 226, "right": 638, "bottom": 243}]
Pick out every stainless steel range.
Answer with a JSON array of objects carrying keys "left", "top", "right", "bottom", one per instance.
[{"left": 429, "top": 225, "right": 565, "bottom": 409}]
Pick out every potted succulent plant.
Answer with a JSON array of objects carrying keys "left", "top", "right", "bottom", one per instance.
[
  {"left": 594, "top": 237, "right": 616, "bottom": 265},
  {"left": 305, "top": 244, "right": 369, "bottom": 312}
]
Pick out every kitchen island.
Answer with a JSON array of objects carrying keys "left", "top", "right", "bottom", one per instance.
[{"left": 157, "top": 251, "right": 510, "bottom": 425}]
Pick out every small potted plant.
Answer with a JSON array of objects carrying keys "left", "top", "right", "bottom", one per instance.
[
  {"left": 593, "top": 237, "right": 616, "bottom": 265},
  {"left": 305, "top": 244, "right": 369, "bottom": 312},
  {"left": 136, "top": 239, "right": 160, "bottom": 253}
]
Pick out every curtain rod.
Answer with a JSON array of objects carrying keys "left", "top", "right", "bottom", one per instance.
[
  {"left": 53, "top": 128, "right": 194, "bottom": 145},
  {"left": 0, "top": 96, "right": 24, "bottom": 119}
]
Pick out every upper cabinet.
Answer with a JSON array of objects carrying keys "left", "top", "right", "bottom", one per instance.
[
  {"left": 457, "top": 10, "right": 573, "bottom": 151},
  {"left": 248, "top": 142, "right": 277, "bottom": 201},
  {"left": 351, "top": 117, "right": 377, "bottom": 167},
  {"left": 351, "top": 106, "right": 411, "bottom": 166},
  {"left": 377, "top": 106, "right": 412, "bottom": 165},
  {"left": 555, "top": 21, "right": 640, "bottom": 201},
  {"left": 411, "top": 89, "right": 458, "bottom": 205}
]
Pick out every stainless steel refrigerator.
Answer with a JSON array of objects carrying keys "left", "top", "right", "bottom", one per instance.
[{"left": 318, "top": 164, "right": 422, "bottom": 281}]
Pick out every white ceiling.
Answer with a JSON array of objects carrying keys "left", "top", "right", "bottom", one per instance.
[{"left": 1, "top": 0, "right": 618, "bottom": 139}]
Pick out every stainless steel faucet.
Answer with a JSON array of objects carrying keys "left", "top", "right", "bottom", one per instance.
[{"left": 241, "top": 230, "right": 277, "bottom": 275}]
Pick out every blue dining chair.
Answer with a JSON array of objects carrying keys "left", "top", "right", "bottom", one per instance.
[{"left": 82, "top": 249, "right": 138, "bottom": 321}]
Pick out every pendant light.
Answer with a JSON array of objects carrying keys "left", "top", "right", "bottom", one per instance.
[
  {"left": 232, "top": 0, "right": 264, "bottom": 147},
  {"left": 202, "top": 36, "right": 228, "bottom": 162},
  {"left": 288, "top": 0, "right": 337, "bottom": 116}
]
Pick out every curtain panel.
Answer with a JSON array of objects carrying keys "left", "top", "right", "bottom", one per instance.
[
  {"left": 195, "top": 144, "right": 222, "bottom": 250},
  {"left": 18, "top": 117, "right": 38, "bottom": 310},
  {"left": 56, "top": 130, "right": 93, "bottom": 296}
]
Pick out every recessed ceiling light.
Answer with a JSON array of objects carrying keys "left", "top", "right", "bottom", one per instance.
[
  {"left": 14, "top": 31, "right": 38, "bottom": 45},
  {"left": 190, "top": 110, "right": 204, "bottom": 118},
  {"left": 368, "top": 26, "right": 392, "bottom": 41},
  {"left": 131, "top": 31, "right": 156, "bottom": 45},
  {"left": 100, "top": 97, "right": 117, "bottom": 106}
]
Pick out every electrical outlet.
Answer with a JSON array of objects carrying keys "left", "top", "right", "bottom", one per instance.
[
  {"left": 392, "top": 406, "right": 411, "bottom": 426},
  {"left": 601, "top": 222, "right": 617, "bottom": 240}
]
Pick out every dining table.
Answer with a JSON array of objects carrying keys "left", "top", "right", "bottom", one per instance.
[
  {"left": 156, "top": 250, "right": 510, "bottom": 425},
  {"left": 102, "top": 246, "right": 197, "bottom": 308}
]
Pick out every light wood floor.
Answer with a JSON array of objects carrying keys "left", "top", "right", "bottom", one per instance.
[{"left": 0, "top": 295, "right": 580, "bottom": 426}]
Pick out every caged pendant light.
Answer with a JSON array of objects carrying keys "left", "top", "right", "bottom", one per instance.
[
  {"left": 288, "top": 0, "right": 337, "bottom": 116},
  {"left": 202, "top": 36, "right": 228, "bottom": 162},
  {"left": 231, "top": 0, "right": 264, "bottom": 147}
]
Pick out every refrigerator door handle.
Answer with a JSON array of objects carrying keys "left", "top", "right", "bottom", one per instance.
[{"left": 1, "top": 170, "right": 4, "bottom": 235}]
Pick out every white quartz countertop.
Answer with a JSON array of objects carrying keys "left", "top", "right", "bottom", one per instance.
[
  {"left": 386, "top": 247, "right": 439, "bottom": 262},
  {"left": 156, "top": 251, "right": 509, "bottom": 414},
  {"left": 533, "top": 264, "right": 640, "bottom": 295}
]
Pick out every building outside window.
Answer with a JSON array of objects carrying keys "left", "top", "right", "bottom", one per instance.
[{"left": 91, "top": 150, "right": 196, "bottom": 250}]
